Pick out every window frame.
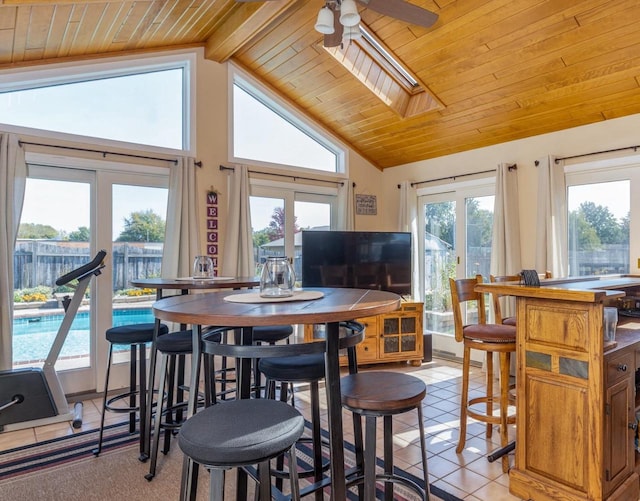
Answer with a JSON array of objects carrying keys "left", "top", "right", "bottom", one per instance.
[
  {"left": 0, "top": 50, "right": 196, "bottom": 155},
  {"left": 565, "top": 159, "right": 640, "bottom": 275},
  {"left": 228, "top": 63, "right": 348, "bottom": 177}
]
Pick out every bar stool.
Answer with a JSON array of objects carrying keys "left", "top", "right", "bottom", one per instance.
[
  {"left": 258, "top": 321, "right": 365, "bottom": 500},
  {"left": 93, "top": 322, "right": 168, "bottom": 458},
  {"left": 341, "top": 371, "right": 430, "bottom": 500},
  {"left": 252, "top": 325, "right": 293, "bottom": 397},
  {"left": 145, "top": 329, "right": 220, "bottom": 481},
  {"left": 449, "top": 275, "right": 516, "bottom": 473},
  {"left": 177, "top": 327, "right": 329, "bottom": 501}
]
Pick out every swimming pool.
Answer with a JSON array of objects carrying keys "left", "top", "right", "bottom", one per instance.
[{"left": 13, "top": 308, "right": 155, "bottom": 364}]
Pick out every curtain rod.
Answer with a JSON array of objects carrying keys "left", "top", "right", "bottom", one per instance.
[
  {"left": 409, "top": 166, "right": 512, "bottom": 188},
  {"left": 219, "top": 165, "right": 345, "bottom": 186},
  {"left": 554, "top": 145, "right": 640, "bottom": 164},
  {"left": 18, "top": 140, "right": 181, "bottom": 165}
]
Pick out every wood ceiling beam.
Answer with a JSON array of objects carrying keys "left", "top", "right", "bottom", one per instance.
[{"left": 204, "top": 0, "right": 298, "bottom": 63}]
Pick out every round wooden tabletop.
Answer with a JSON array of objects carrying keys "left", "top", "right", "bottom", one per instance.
[
  {"left": 152, "top": 287, "right": 402, "bottom": 327},
  {"left": 130, "top": 276, "right": 259, "bottom": 290}
]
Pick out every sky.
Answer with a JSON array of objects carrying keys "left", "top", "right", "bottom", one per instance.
[{"left": 21, "top": 179, "right": 168, "bottom": 240}]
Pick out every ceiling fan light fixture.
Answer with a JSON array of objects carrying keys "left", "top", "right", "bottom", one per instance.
[
  {"left": 339, "top": 0, "right": 360, "bottom": 27},
  {"left": 315, "top": 6, "right": 335, "bottom": 35}
]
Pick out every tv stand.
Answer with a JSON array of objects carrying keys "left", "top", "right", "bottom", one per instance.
[{"left": 304, "top": 299, "right": 423, "bottom": 367}]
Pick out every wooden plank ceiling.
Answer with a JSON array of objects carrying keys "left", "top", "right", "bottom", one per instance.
[{"left": 1, "top": 0, "right": 640, "bottom": 169}]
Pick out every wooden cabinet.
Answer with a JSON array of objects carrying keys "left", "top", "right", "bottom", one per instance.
[
  {"left": 475, "top": 277, "right": 640, "bottom": 501},
  {"left": 604, "top": 347, "right": 635, "bottom": 496},
  {"left": 304, "top": 300, "right": 423, "bottom": 367}
]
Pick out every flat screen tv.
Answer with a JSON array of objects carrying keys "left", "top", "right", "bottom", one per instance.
[{"left": 301, "top": 230, "right": 412, "bottom": 296}]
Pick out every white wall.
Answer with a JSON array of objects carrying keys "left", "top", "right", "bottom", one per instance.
[
  {"left": 193, "top": 57, "right": 383, "bottom": 266},
  {"left": 381, "top": 113, "right": 640, "bottom": 267}
]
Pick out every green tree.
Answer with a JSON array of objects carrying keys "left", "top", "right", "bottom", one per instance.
[
  {"left": 578, "top": 201, "right": 623, "bottom": 244},
  {"left": 68, "top": 226, "right": 90, "bottom": 241},
  {"left": 253, "top": 228, "right": 271, "bottom": 248},
  {"left": 18, "top": 223, "right": 58, "bottom": 239},
  {"left": 466, "top": 199, "right": 493, "bottom": 248},
  {"left": 620, "top": 212, "right": 630, "bottom": 244},
  {"left": 266, "top": 207, "right": 299, "bottom": 242},
  {"left": 116, "top": 210, "right": 165, "bottom": 242},
  {"left": 568, "top": 211, "right": 600, "bottom": 250},
  {"left": 425, "top": 201, "right": 454, "bottom": 247}
]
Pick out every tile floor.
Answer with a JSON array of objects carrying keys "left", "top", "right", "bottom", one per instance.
[{"left": 0, "top": 357, "right": 520, "bottom": 500}]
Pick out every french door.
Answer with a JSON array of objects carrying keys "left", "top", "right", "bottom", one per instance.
[
  {"left": 249, "top": 182, "right": 337, "bottom": 284},
  {"left": 418, "top": 182, "right": 494, "bottom": 357},
  {"left": 15, "top": 159, "right": 168, "bottom": 394}
]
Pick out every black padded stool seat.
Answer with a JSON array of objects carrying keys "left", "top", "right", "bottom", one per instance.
[
  {"left": 94, "top": 322, "right": 169, "bottom": 459},
  {"left": 154, "top": 328, "right": 193, "bottom": 354},
  {"left": 252, "top": 324, "right": 293, "bottom": 343},
  {"left": 178, "top": 399, "right": 304, "bottom": 501},
  {"left": 106, "top": 322, "right": 168, "bottom": 344},
  {"left": 341, "top": 371, "right": 430, "bottom": 501},
  {"left": 258, "top": 353, "right": 325, "bottom": 382}
]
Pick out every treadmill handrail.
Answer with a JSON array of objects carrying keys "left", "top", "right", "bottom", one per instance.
[{"left": 55, "top": 250, "right": 107, "bottom": 286}]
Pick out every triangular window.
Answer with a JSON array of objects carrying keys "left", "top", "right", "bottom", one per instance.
[{"left": 232, "top": 69, "right": 345, "bottom": 174}]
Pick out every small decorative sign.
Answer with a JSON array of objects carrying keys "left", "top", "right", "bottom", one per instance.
[
  {"left": 355, "top": 194, "right": 377, "bottom": 215},
  {"left": 206, "top": 189, "right": 219, "bottom": 276}
]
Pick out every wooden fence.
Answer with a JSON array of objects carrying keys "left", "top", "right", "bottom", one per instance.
[{"left": 14, "top": 240, "right": 162, "bottom": 291}]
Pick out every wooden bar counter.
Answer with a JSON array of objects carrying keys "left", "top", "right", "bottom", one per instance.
[{"left": 476, "top": 276, "right": 640, "bottom": 501}]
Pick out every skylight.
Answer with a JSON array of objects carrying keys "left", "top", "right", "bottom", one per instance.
[
  {"left": 359, "top": 26, "right": 419, "bottom": 89},
  {"left": 324, "top": 24, "right": 442, "bottom": 118}
]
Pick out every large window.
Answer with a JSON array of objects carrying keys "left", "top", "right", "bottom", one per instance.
[
  {"left": 566, "top": 167, "right": 632, "bottom": 276},
  {"left": 0, "top": 54, "right": 192, "bottom": 150},
  {"left": 231, "top": 66, "right": 346, "bottom": 174}
]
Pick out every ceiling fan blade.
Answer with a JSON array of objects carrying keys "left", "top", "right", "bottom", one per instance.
[
  {"left": 323, "top": 8, "right": 343, "bottom": 48},
  {"left": 357, "top": 0, "right": 438, "bottom": 28}
]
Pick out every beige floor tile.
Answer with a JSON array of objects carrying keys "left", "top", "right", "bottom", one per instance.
[{"left": 0, "top": 358, "right": 531, "bottom": 500}]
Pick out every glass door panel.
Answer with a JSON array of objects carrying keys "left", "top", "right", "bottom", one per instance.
[
  {"left": 14, "top": 177, "right": 92, "bottom": 373},
  {"left": 423, "top": 200, "right": 456, "bottom": 336},
  {"left": 294, "top": 199, "right": 331, "bottom": 284},
  {"left": 465, "top": 195, "right": 494, "bottom": 279},
  {"left": 250, "top": 188, "right": 334, "bottom": 284},
  {"left": 250, "top": 196, "right": 286, "bottom": 278},
  {"left": 109, "top": 184, "right": 167, "bottom": 367}
]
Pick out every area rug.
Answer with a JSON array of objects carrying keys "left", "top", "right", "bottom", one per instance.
[{"left": 0, "top": 421, "right": 462, "bottom": 501}]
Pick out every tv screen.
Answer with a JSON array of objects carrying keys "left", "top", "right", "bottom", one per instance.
[{"left": 301, "top": 230, "right": 412, "bottom": 296}]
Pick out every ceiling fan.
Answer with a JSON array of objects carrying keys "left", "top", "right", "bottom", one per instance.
[{"left": 236, "top": 0, "right": 439, "bottom": 47}]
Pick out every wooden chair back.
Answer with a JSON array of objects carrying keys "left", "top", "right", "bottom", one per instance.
[
  {"left": 449, "top": 275, "right": 485, "bottom": 343},
  {"left": 489, "top": 274, "right": 521, "bottom": 324},
  {"left": 489, "top": 271, "right": 552, "bottom": 323}
]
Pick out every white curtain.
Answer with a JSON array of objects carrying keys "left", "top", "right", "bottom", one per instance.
[
  {"left": 535, "top": 156, "right": 567, "bottom": 278},
  {"left": 221, "top": 165, "right": 254, "bottom": 277},
  {"left": 398, "top": 181, "right": 421, "bottom": 300},
  {"left": 161, "top": 157, "right": 201, "bottom": 279},
  {"left": 0, "top": 134, "right": 27, "bottom": 371},
  {"left": 490, "top": 163, "right": 521, "bottom": 276},
  {"left": 337, "top": 180, "right": 355, "bottom": 230}
]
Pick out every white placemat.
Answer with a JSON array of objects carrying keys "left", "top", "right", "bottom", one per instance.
[
  {"left": 175, "top": 276, "right": 235, "bottom": 281},
  {"left": 224, "top": 290, "right": 324, "bottom": 303}
]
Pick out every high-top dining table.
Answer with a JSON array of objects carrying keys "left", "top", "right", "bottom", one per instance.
[
  {"left": 129, "top": 276, "right": 259, "bottom": 460},
  {"left": 152, "top": 287, "right": 401, "bottom": 501}
]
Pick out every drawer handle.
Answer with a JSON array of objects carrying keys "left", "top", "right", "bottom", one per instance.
[
  {"left": 617, "top": 364, "right": 628, "bottom": 372},
  {"left": 629, "top": 422, "right": 638, "bottom": 431}
]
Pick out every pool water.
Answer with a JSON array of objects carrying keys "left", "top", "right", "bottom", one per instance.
[{"left": 13, "top": 309, "right": 155, "bottom": 364}]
